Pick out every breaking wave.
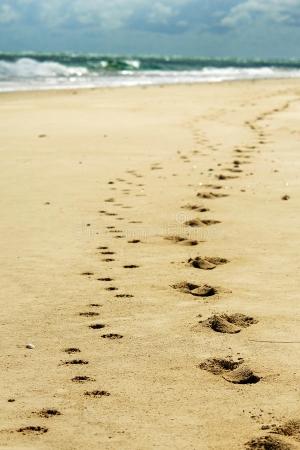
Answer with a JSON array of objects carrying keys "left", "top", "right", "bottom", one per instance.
[{"left": 1, "top": 53, "right": 300, "bottom": 92}]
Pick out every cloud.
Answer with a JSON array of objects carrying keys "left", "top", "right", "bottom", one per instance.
[
  {"left": 221, "top": 0, "right": 300, "bottom": 27},
  {"left": 2, "top": 0, "right": 300, "bottom": 37},
  {"left": 0, "top": 0, "right": 232, "bottom": 33},
  {"left": 0, "top": 3, "right": 19, "bottom": 24},
  {"left": 34, "top": 0, "right": 192, "bottom": 30}
]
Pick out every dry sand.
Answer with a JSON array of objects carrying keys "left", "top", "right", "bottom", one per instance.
[{"left": 0, "top": 80, "right": 300, "bottom": 450}]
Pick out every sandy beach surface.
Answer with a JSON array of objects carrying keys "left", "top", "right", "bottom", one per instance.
[{"left": 0, "top": 80, "right": 300, "bottom": 450}]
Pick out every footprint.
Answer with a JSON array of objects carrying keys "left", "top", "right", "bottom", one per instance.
[
  {"left": 200, "top": 313, "right": 257, "bottom": 334},
  {"left": 101, "top": 333, "right": 123, "bottom": 340},
  {"left": 35, "top": 409, "right": 61, "bottom": 418},
  {"left": 233, "top": 159, "right": 250, "bottom": 166},
  {"left": 84, "top": 390, "right": 110, "bottom": 397},
  {"left": 89, "top": 303, "right": 102, "bottom": 307},
  {"left": 198, "top": 357, "right": 242, "bottom": 374},
  {"left": 216, "top": 174, "right": 238, "bottom": 180},
  {"left": 63, "top": 359, "right": 88, "bottom": 365},
  {"left": 172, "top": 282, "right": 217, "bottom": 297},
  {"left": 89, "top": 324, "right": 106, "bottom": 330},
  {"left": 197, "top": 192, "right": 229, "bottom": 199},
  {"left": 97, "top": 277, "right": 113, "bottom": 281},
  {"left": 164, "top": 236, "right": 199, "bottom": 246},
  {"left": 97, "top": 246, "right": 108, "bottom": 250},
  {"left": 185, "top": 218, "right": 221, "bottom": 227},
  {"left": 79, "top": 312, "right": 99, "bottom": 317},
  {"left": 271, "top": 420, "right": 300, "bottom": 442},
  {"left": 64, "top": 348, "right": 81, "bottom": 354},
  {"left": 188, "top": 256, "right": 228, "bottom": 270},
  {"left": 102, "top": 258, "right": 115, "bottom": 262},
  {"left": 115, "top": 294, "right": 134, "bottom": 298},
  {"left": 105, "top": 287, "right": 118, "bottom": 291},
  {"left": 17, "top": 426, "right": 48, "bottom": 435},
  {"left": 151, "top": 165, "right": 163, "bottom": 171},
  {"left": 181, "top": 204, "right": 210, "bottom": 212},
  {"left": 72, "top": 376, "right": 95, "bottom": 383},
  {"left": 81, "top": 271, "right": 94, "bottom": 276},
  {"left": 203, "top": 184, "right": 223, "bottom": 190},
  {"left": 225, "top": 168, "right": 243, "bottom": 173},
  {"left": 128, "top": 239, "right": 141, "bottom": 243},
  {"left": 245, "top": 435, "right": 292, "bottom": 449},
  {"left": 101, "top": 252, "right": 115, "bottom": 255},
  {"left": 123, "top": 265, "right": 139, "bottom": 269},
  {"left": 199, "top": 358, "right": 260, "bottom": 384}
]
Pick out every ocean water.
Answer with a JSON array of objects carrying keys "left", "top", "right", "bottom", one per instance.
[{"left": 1, "top": 53, "right": 300, "bottom": 92}]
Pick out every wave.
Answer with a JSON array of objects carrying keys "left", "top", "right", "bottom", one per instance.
[
  {"left": 1, "top": 54, "right": 300, "bottom": 91},
  {"left": 0, "top": 58, "right": 89, "bottom": 79}
]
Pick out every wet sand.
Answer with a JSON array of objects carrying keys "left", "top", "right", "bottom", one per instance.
[{"left": 0, "top": 80, "right": 300, "bottom": 450}]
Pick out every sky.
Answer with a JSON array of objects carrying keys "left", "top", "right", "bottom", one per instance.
[{"left": 0, "top": 0, "right": 300, "bottom": 57}]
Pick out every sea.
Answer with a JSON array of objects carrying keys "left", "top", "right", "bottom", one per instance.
[{"left": 1, "top": 52, "right": 300, "bottom": 92}]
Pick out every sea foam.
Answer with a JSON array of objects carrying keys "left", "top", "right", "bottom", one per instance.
[{"left": 1, "top": 53, "right": 300, "bottom": 92}]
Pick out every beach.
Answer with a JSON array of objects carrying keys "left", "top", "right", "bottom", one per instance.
[{"left": 0, "top": 80, "right": 299, "bottom": 449}]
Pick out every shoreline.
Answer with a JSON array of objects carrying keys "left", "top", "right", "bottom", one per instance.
[
  {"left": 1, "top": 75, "right": 300, "bottom": 97},
  {"left": 0, "top": 79, "right": 299, "bottom": 449}
]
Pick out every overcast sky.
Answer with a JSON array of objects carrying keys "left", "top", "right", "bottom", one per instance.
[{"left": 0, "top": 0, "right": 300, "bottom": 57}]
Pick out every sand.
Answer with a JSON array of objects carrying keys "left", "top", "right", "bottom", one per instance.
[{"left": 0, "top": 80, "right": 300, "bottom": 450}]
